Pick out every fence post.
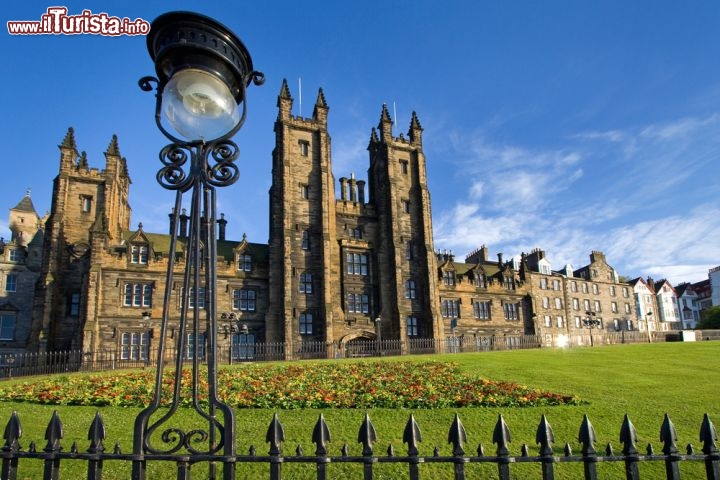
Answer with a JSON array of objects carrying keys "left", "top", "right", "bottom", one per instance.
[
  {"left": 43, "top": 411, "right": 63, "bottom": 480},
  {"left": 661, "top": 414, "right": 681, "bottom": 480},
  {"left": 493, "top": 415, "right": 512, "bottom": 480},
  {"left": 266, "top": 413, "right": 285, "bottom": 480},
  {"left": 359, "top": 414, "right": 377, "bottom": 480},
  {"left": 403, "top": 414, "right": 422, "bottom": 480},
  {"left": 86, "top": 412, "right": 105, "bottom": 480},
  {"left": 1, "top": 411, "right": 21, "bottom": 480},
  {"left": 312, "top": 414, "right": 331, "bottom": 480},
  {"left": 700, "top": 414, "right": 720, "bottom": 480},
  {"left": 578, "top": 415, "right": 598, "bottom": 480},
  {"left": 448, "top": 414, "right": 467, "bottom": 480},
  {"left": 620, "top": 415, "right": 640, "bottom": 480},
  {"left": 536, "top": 415, "right": 555, "bottom": 480}
]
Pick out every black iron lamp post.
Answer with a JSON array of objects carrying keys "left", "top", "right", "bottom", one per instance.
[
  {"left": 645, "top": 311, "right": 654, "bottom": 343},
  {"left": 140, "top": 311, "right": 152, "bottom": 366},
  {"left": 220, "top": 312, "right": 249, "bottom": 363},
  {"left": 582, "top": 311, "right": 603, "bottom": 347},
  {"left": 132, "top": 11, "right": 263, "bottom": 480},
  {"left": 374, "top": 316, "right": 382, "bottom": 356}
]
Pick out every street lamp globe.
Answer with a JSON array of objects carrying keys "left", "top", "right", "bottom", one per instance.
[{"left": 145, "top": 11, "right": 263, "bottom": 142}]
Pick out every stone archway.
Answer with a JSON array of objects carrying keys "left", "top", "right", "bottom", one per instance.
[{"left": 339, "top": 331, "right": 376, "bottom": 358}]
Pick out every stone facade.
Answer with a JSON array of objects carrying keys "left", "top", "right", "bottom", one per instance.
[{"left": 10, "top": 83, "right": 678, "bottom": 358}]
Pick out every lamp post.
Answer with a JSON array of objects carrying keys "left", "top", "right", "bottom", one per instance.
[
  {"left": 645, "top": 311, "right": 653, "bottom": 343},
  {"left": 582, "top": 311, "right": 602, "bottom": 347},
  {"left": 220, "top": 312, "right": 249, "bottom": 362},
  {"left": 132, "top": 11, "right": 263, "bottom": 480},
  {"left": 374, "top": 317, "right": 381, "bottom": 356}
]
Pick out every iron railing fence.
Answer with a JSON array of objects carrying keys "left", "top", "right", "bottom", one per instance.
[
  {"left": 0, "top": 332, "right": 686, "bottom": 380},
  {"left": 0, "top": 410, "right": 718, "bottom": 480}
]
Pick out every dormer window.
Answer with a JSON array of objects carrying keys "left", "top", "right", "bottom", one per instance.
[
  {"left": 238, "top": 254, "right": 252, "bottom": 272},
  {"left": 443, "top": 271, "right": 456, "bottom": 286},
  {"left": 503, "top": 275, "right": 515, "bottom": 290},
  {"left": 131, "top": 245, "right": 149, "bottom": 265},
  {"left": 8, "top": 249, "right": 20, "bottom": 262},
  {"left": 473, "top": 273, "right": 486, "bottom": 288}
]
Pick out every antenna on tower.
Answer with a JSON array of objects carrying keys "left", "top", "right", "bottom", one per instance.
[{"left": 298, "top": 77, "right": 302, "bottom": 117}]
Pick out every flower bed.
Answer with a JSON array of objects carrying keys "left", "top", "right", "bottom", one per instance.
[{"left": 0, "top": 361, "right": 583, "bottom": 409}]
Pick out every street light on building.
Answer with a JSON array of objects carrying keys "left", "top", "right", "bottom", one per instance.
[
  {"left": 132, "top": 11, "right": 263, "bottom": 478},
  {"left": 220, "top": 312, "right": 250, "bottom": 362},
  {"left": 582, "top": 311, "right": 602, "bottom": 347},
  {"left": 374, "top": 316, "right": 382, "bottom": 355},
  {"left": 645, "top": 311, "right": 653, "bottom": 343}
]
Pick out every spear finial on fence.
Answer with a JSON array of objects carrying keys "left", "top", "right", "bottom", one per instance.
[
  {"left": 266, "top": 413, "right": 285, "bottom": 456},
  {"left": 578, "top": 414, "right": 597, "bottom": 456},
  {"left": 312, "top": 414, "right": 331, "bottom": 455},
  {"left": 44, "top": 411, "right": 63, "bottom": 453},
  {"left": 358, "top": 413, "right": 377, "bottom": 456},
  {"left": 2, "top": 411, "right": 22, "bottom": 451},
  {"left": 700, "top": 413, "right": 718, "bottom": 455},
  {"left": 403, "top": 414, "right": 422, "bottom": 456},
  {"left": 661, "top": 413, "right": 679, "bottom": 456},
  {"left": 620, "top": 414, "right": 638, "bottom": 456},
  {"left": 87, "top": 412, "right": 105, "bottom": 454},
  {"left": 493, "top": 414, "right": 512, "bottom": 456},
  {"left": 448, "top": 414, "right": 467, "bottom": 456},
  {"left": 536, "top": 415, "right": 554, "bottom": 457}
]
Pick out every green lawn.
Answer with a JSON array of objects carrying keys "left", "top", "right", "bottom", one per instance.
[{"left": 0, "top": 341, "right": 717, "bottom": 479}]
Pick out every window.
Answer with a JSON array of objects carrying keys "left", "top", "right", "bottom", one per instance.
[
  {"left": 8, "top": 249, "right": 20, "bottom": 262},
  {"left": 625, "top": 303, "right": 631, "bottom": 314},
  {"left": 611, "top": 302, "right": 618, "bottom": 313},
  {"left": 572, "top": 298, "right": 580, "bottom": 310},
  {"left": 441, "top": 299, "right": 460, "bottom": 318},
  {"left": 544, "top": 315, "right": 551, "bottom": 327},
  {"left": 347, "top": 293, "right": 369, "bottom": 314},
  {"left": 4, "top": 274, "right": 17, "bottom": 293},
  {"left": 300, "top": 184, "right": 309, "bottom": 199},
  {"left": 594, "top": 300, "right": 601, "bottom": 312},
  {"left": 405, "top": 280, "right": 416, "bottom": 299},
  {"left": 552, "top": 280, "right": 560, "bottom": 291},
  {"left": 185, "top": 333, "right": 206, "bottom": 359},
  {"left": 443, "top": 271, "right": 456, "bottom": 286},
  {"left": 575, "top": 316, "right": 582, "bottom": 328},
  {"left": 473, "top": 274, "right": 486, "bottom": 288},
  {"left": 299, "top": 140, "right": 310, "bottom": 157},
  {"left": 504, "top": 303, "right": 519, "bottom": 320},
  {"left": 473, "top": 301, "right": 491, "bottom": 319},
  {"left": 540, "top": 278, "right": 547, "bottom": 290},
  {"left": 299, "top": 272, "right": 313, "bottom": 294},
  {"left": 582, "top": 283, "right": 588, "bottom": 294},
  {"left": 185, "top": 287, "right": 205, "bottom": 309},
  {"left": 556, "top": 316, "right": 565, "bottom": 328},
  {"left": 0, "top": 314, "right": 16, "bottom": 340},
  {"left": 401, "top": 199, "right": 410, "bottom": 213},
  {"left": 622, "top": 287, "right": 629, "bottom": 298},
  {"left": 613, "top": 319, "right": 620, "bottom": 331},
  {"left": 237, "top": 254, "right": 252, "bottom": 272},
  {"left": 301, "top": 230, "right": 310, "bottom": 250},
  {"left": 542, "top": 297, "right": 549, "bottom": 308},
  {"left": 232, "top": 333, "right": 255, "bottom": 360},
  {"left": 233, "top": 289, "right": 256, "bottom": 311},
  {"left": 583, "top": 299, "right": 591, "bottom": 311},
  {"left": 349, "top": 228, "right": 363, "bottom": 240},
  {"left": 554, "top": 298, "right": 563, "bottom": 310},
  {"left": 400, "top": 160, "right": 409, "bottom": 174},
  {"left": 124, "top": 283, "right": 152, "bottom": 307},
  {"left": 571, "top": 281, "right": 578, "bottom": 292},
  {"left": 406, "top": 316, "right": 418, "bottom": 336},
  {"left": 610, "top": 286, "right": 616, "bottom": 296},
  {"left": 592, "top": 284, "right": 599, "bottom": 295},
  {"left": 120, "top": 332, "right": 149, "bottom": 360},
  {"left": 405, "top": 241, "right": 414, "bottom": 260},
  {"left": 346, "top": 253, "right": 368, "bottom": 276},
  {"left": 300, "top": 313, "right": 313, "bottom": 335},
  {"left": 81, "top": 195, "right": 92, "bottom": 213},
  {"left": 503, "top": 276, "right": 515, "bottom": 290},
  {"left": 69, "top": 292, "right": 81, "bottom": 316},
  {"left": 130, "top": 245, "right": 148, "bottom": 265}
]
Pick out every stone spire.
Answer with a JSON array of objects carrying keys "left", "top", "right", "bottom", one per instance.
[
  {"left": 408, "top": 111, "right": 423, "bottom": 145},
  {"left": 312, "top": 88, "right": 328, "bottom": 124}
]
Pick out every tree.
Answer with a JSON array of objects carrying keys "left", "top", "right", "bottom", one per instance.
[{"left": 697, "top": 306, "right": 720, "bottom": 329}]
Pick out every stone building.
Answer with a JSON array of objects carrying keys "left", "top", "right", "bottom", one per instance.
[{"left": 0, "top": 192, "right": 45, "bottom": 354}]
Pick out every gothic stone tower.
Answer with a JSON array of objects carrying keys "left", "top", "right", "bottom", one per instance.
[
  {"left": 30, "top": 128, "right": 131, "bottom": 351},
  {"left": 267, "top": 80, "right": 442, "bottom": 355},
  {"left": 367, "top": 107, "right": 442, "bottom": 343},
  {"left": 266, "top": 80, "right": 339, "bottom": 351}
]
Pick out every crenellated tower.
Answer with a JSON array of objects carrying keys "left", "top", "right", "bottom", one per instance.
[
  {"left": 367, "top": 108, "right": 442, "bottom": 343},
  {"left": 30, "top": 128, "right": 132, "bottom": 351},
  {"left": 266, "top": 80, "right": 339, "bottom": 350}
]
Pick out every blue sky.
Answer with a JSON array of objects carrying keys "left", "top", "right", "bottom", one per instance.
[{"left": 3, "top": 1, "right": 719, "bottom": 285}]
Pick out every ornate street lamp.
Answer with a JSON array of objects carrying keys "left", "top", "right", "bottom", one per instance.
[
  {"left": 132, "top": 11, "right": 263, "bottom": 480},
  {"left": 582, "top": 311, "right": 603, "bottom": 347}
]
